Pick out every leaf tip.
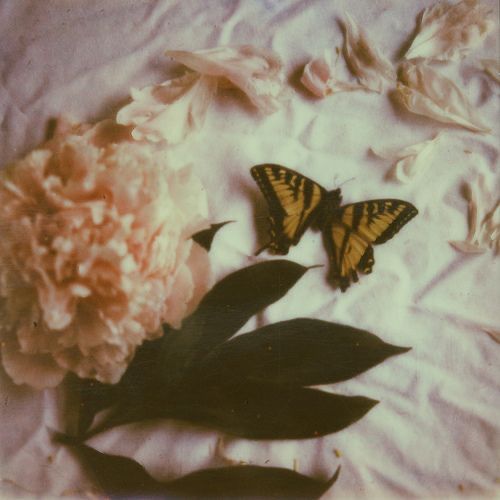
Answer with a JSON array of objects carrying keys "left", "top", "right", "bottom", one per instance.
[
  {"left": 364, "top": 397, "right": 379, "bottom": 413},
  {"left": 328, "top": 465, "right": 341, "bottom": 487},
  {"left": 192, "top": 220, "right": 234, "bottom": 250},
  {"left": 393, "top": 345, "right": 412, "bottom": 355}
]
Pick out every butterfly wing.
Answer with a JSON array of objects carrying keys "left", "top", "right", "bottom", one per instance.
[
  {"left": 251, "top": 164, "right": 326, "bottom": 254},
  {"left": 325, "top": 199, "right": 418, "bottom": 291}
]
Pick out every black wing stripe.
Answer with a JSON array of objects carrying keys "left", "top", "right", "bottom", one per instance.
[
  {"left": 251, "top": 164, "right": 326, "bottom": 254},
  {"left": 373, "top": 202, "right": 418, "bottom": 244},
  {"left": 338, "top": 227, "right": 351, "bottom": 276},
  {"left": 352, "top": 203, "right": 364, "bottom": 230}
]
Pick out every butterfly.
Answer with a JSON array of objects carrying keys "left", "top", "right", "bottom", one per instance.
[{"left": 251, "top": 164, "right": 418, "bottom": 291}]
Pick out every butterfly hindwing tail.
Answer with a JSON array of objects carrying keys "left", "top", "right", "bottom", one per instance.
[
  {"left": 326, "top": 200, "right": 417, "bottom": 291},
  {"left": 324, "top": 222, "right": 375, "bottom": 291}
]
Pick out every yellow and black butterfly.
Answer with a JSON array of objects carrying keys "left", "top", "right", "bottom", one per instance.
[{"left": 251, "top": 164, "right": 418, "bottom": 291}]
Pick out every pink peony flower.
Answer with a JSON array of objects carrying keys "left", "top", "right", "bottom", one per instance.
[{"left": 0, "top": 119, "right": 212, "bottom": 389}]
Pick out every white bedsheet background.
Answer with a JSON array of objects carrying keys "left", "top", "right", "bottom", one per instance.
[{"left": 1, "top": 1, "right": 499, "bottom": 498}]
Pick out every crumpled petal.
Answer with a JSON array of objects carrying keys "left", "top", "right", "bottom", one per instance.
[
  {"left": 1, "top": 340, "right": 67, "bottom": 390},
  {"left": 116, "top": 72, "right": 217, "bottom": 144},
  {"left": 449, "top": 174, "right": 500, "bottom": 254},
  {"left": 396, "top": 61, "right": 491, "bottom": 133},
  {"left": 480, "top": 59, "right": 500, "bottom": 84},
  {"left": 405, "top": 0, "right": 495, "bottom": 61},
  {"left": 371, "top": 134, "right": 442, "bottom": 183},
  {"left": 341, "top": 12, "right": 396, "bottom": 93},
  {"left": 301, "top": 49, "right": 365, "bottom": 97},
  {"left": 166, "top": 46, "right": 288, "bottom": 114},
  {"left": 483, "top": 329, "right": 500, "bottom": 343}
]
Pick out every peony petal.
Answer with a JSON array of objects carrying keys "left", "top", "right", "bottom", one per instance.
[
  {"left": 480, "top": 59, "right": 500, "bottom": 84},
  {"left": 448, "top": 240, "right": 486, "bottom": 254},
  {"left": 167, "top": 46, "right": 288, "bottom": 114},
  {"left": 341, "top": 12, "right": 396, "bottom": 93},
  {"left": 301, "top": 49, "right": 365, "bottom": 97},
  {"left": 396, "top": 61, "right": 491, "bottom": 133},
  {"left": 1, "top": 341, "right": 67, "bottom": 390},
  {"left": 371, "top": 134, "right": 442, "bottom": 183},
  {"left": 478, "top": 202, "right": 499, "bottom": 254},
  {"left": 0, "top": 119, "right": 211, "bottom": 388},
  {"left": 116, "top": 73, "right": 217, "bottom": 144},
  {"left": 449, "top": 174, "right": 500, "bottom": 254},
  {"left": 483, "top": 329, "right": 500, "bottom": 343},
  {"left": 405, "top": 0, "right": 495, "bottom": 62},
  {"left": 162, "top": 262, "right": 194, "bottom": 329}
]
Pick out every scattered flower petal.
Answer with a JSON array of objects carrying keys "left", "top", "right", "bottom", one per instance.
[
  {"left": 371, "top": 134, "right": 442, "bottom": 183},
  {"left": 397, "top": 61, "right": 491, "bottom": 133},
  {"left": 480, "top": 59, "right": 500, "bottom": 84},
  {"left": 483, "top": 329, "right": 500, "bottom": 343},
  {"left": 166, "top": 46, "right": 288, "bottom": 114},
  {"left": 405, "top": 0, "right": 495, "bottom": 61},
  {"left": 301, "top": 49, "right": 365, "bottom": 97},
  {"left": 116, "top": 73, "right": 217, "bottom": 144},
  {"left": 448, "top": 240, "right": 486, "bottom": 254},
  {"left": 449, "top": 174, "right": 500, "bottom": 254},
  {"left": 0, "top": 120, "right": 213, "bottom": 388},
  {"left": 341, "top": 12, "right": 396, "bottom": 93}
]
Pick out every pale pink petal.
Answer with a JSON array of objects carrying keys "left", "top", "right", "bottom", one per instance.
[
  {"left": 342, "top": 12, "right": 396, "bottom": 93},
  {"left": 1, "top": 341, "right": 66, "bottom": 390},
  {"left": 397, "top": 61, "right": 491, "bottom": 133},
  {"left": 405, "top": 0, "right": 495, "bottom": 62},
  {"left": 116, "top": 73, "right": 217, "bottom": 144},
  {"left": 449, "top": 174, "right": 499, "bottom": 254},
  {"left": 480, "top": 59, "right": 500, "bottom": 84},
  {"left": 301, "top": 50, "right": 365, "bottom": 97},
  {"left": 167, "top": 46, "right": 288, "bottom": 114},
  {"left": 371, "top": 134, "right": 442, "bottom": 183},
  {"left": 0, "top": 118, "right": 212, "bottom": 389}
]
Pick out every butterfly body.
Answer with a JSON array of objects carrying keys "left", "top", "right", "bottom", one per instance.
[{"left": 251, "top": 164, "right": 418, "bottom": 291}]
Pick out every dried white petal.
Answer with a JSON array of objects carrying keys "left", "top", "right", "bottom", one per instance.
[
  {"left": 397, "top": 61, "right": 490, "bottom": 133},
  {"left": 166, "top": 46, "right": 288, "bottom": 114},
  {"left": 342, "top": 12, "right": 396, "bottom": 93},
  {"left": 405, "top": 0, "right": 495, "bottom": 61},
  {"left": 116, "top": 73, "right": 217, "bottom": 144},
  {"left": 480, "top": 59, "right": 500, "bottom": 83},
  {"left": 301, "top": 49, "right": 365, "bottom": 97},
  {"left": 449, "top": 174, "right": 500, "bottom": 254},
  {"left": 483, "top": 329, "right": 500, "bottom": 343},
  {"left": 448, "top": 240, "right": 486, "bottom": 253},
  {"left": 371, "top": 134, "right": 442, "bottom": 183}
]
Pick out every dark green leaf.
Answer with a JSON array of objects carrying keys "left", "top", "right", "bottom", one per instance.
[
  {"left": 88, "top": 381, "right": 376, "bottom": 440},
  {"left": 197, "top": 318, "right": 411, "bottom": 387},
  {"left": 166, "top": 464, "right": 340, "bottom": 499},
  {"left": 191, "top": 221, "right": 233, "bottom": 250},
  {"left": 169, "top": 381, "right": 378, "bottom": 439},
  {"left": 73, "top": 336, "right": 169, "bottom": 437},
  {"left": 75, "top": 378, "right": 116, "bottom": 437},
  {"left": 160, "top": 260, "right": 311, "bottom": 388},
  {"left": 53, "top": 432, "right": 161, "bottom": 496},
  {"left": 55, "top": 432, "right": 339, "bottom": 499},
  {"left": 115, "top": 336, "right": 165, "bottom": 399},
  {"left": 64, "top": 374, "right": 116, "bottom": 437}
]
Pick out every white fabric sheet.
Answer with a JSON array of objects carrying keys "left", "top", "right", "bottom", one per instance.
[{"left": 0, "top": 1, "right": 499, "bottom": 498}]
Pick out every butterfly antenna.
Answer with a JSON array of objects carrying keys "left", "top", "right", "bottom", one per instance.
[
  {"left": 337, "top": 176, "right": 355, "bottom": 188},
  {"left": 307, "top": 264, "right": 324, "bottom": 270}
]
